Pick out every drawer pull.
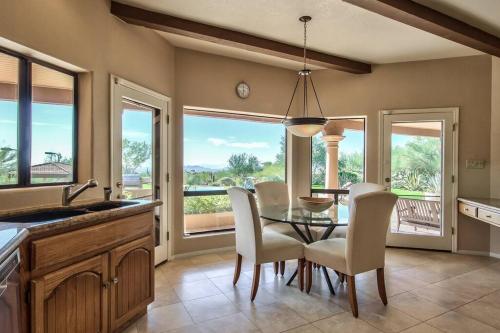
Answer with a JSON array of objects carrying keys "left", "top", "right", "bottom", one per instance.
[
  {"left": 486, "top": 215, "right": 492, "bottom": 218},
  {"left": 465, "top": 208, "right": 469, "bottom": 211}
]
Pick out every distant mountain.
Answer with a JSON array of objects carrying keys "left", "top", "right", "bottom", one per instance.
[{"left": 184, "top": 165, "right": 224, "bottom": 172}]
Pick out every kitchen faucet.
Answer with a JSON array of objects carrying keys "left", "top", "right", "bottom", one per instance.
[{"left": 62, "top": 179, "right": 98, "bottom": 206}]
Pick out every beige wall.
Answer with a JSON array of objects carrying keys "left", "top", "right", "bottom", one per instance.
[
  {"left": 312, "top": 55, "right": 493, "bottom": 253},
  {"left": 0, "top": 0, "right": 175, "bottom": 209},
  {"left": 490, "top": 57, "right": 500, "bottom": 256},
  {"left": 172, "top": 49, "right": 301, "bottom": 254}
]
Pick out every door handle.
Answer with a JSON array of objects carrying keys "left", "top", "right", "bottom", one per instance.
[
  {"left": 384, "top": 178, "right": 390, "bottom": 183},
  {"left": 116, "top": 181, "right": 122, "bottom": 188}
]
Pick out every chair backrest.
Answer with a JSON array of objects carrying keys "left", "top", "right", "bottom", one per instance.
[
  {"left": 254, "top": 181, "right": 289, "bottom": 226},
  {"left": 345, "top": 191, "right": 398, "bottom": 275},
  {"left": 348, "top": 182, "right": 385, "bottom": 213},
  {"left": 227, "top": 187, "right": 263, "bottom": 262}
]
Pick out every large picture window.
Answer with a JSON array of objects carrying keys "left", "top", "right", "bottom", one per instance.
[
  {"left": 311, "top": 118, "right": 365, "bottom": 196},
  {"left": 0, "top": 49, "right": 77, "bottom": 187},
  {"left": 183, "top": 110, "right": 286, "bottom": 235}
]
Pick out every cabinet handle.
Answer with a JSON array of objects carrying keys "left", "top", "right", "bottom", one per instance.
[
  {"left": 102, "top": 281, "right": 110, "bottom": 289},
  {"left": 486, "top": 215, "right": 492, "bottom": 218},
  {"left": 112, "top": 277, "right": 119, "bottom": 284}
]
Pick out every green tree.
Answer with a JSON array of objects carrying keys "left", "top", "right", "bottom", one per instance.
[
  {"left": 338, "top": 152, "right": 363, "bottom": 187},
  {"left": 228, "top": 153, "right": 262, "bottom": 178},
  {"left": 275, "top": 135, "right": 286, "bottom": 165},
  {"left": 122, "top": 138, "right": 151, "bottom": 174},
  {"left": 0, "top": 147, "right": 16, "bottom": 181},
  {"left": 44, "top": 152, "right": 72, "bottom": 164},
  {"left": 311, "top": 135, "right": 326, "bottom": 187}
]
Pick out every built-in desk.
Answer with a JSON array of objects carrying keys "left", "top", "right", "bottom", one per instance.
[{"left": 458, "top": 197, "right": 500, "bottom": 228}]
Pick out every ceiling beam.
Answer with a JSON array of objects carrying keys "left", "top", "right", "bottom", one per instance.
[
  {"left": 110, "top": 1, "right": 371, "bottom": 74},
  {"left": 343, "top": 0, "right": 500, "bottom": 57}
]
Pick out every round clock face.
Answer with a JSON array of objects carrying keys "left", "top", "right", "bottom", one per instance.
[{"left": 236, "top": 82, "right": 250, "bottom": 99}]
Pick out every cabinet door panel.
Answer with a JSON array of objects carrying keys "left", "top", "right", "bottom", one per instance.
[
  {"left": 110, "top": 236, "right": 154, "bottom": 331},
  {"left": 32, "top": 254, "right": 109, "bottom": 333}
]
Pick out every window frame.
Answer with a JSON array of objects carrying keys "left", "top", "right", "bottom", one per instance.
[
  {"left": 309, "top": 117, "right": 367, "bottom": 195},
  {"left": 0, "top": 47, "right": 78, "bottom": 189},
  {"left": 182, "top": 108, "right": 288, "bottom": 236}
]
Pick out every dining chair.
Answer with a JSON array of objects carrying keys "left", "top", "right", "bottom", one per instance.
[
  {"left": 255, "top": 181, "right": 305, "bottom": 275},
  {"left": 313, "top": 182, "right": 386, "bottom": 241},
  {"left": 227, "top": 187, "right": 304, "bottom": 301},
  {"left": 304, "top": 191, "right": 397, "bottom": 317}
]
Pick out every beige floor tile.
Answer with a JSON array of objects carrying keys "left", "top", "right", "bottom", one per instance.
[
  {"left": 174, "top": 279, "right": 222, "bottom": 301},
  {"left": 427, "top": 311, "right": 499, "bottom": 333},
  {"left": 358, "top": 302, "right": 420, "bottom": 333},
  {"left": 327, "top": 282, "right": 378, "bottom": 311},
  {"left": 189, "top": 253, "right": 225, "bottom": 265},
  {"left": 198, "top": 312, "right": 260, "bottom": 333},
  {"left": 389, "top": 292, "right": 448, "bottom": 321},
  {"left": 166, "top": 325, "right": 205, "bottom": 333},
  {"left": 456, "top": 290, "right": 500, "bottom": 329},
  {"left": 242, "top": 302, "right": 308, "bottom": 333},
  {"left": 160, "top": 266, "right": 208, "bottom": 285},
  {"left": 150, "top": 285, "right": 181, "bottom": 309},
  {"left": 210, "top": 273, "right": 253, "bottom": 293},
  {"left": 400, "top": 323, "right": 443, "bottom": 333},
  {"left": 284, "top": 324, "right": 323, "bottom": 333},
  {"left": 122, "top": 324, "right": 138, "bottom": 333},
  {"left": 224, "top": 286, "right": 278, "bottom": 310},
  {"left": 313, "top": 312, "right": 382, "bottom": 332},
  {"left": 409, "top": 285, "right": 474, "bottom": 310},
  {"left": 136, "top": 303, "right": 194, "bottom": 333},
  {"left": 356, "top": 276, "right": 406, "bottom": 299},
  {"left": 434, "top": 275, "right": 497, "bottom": 300},
  {"left": 200, "top": 261, "right": 237, "bottom": 279},
  {"left": 183, "top": 294, "right": 240, "bottom": 323}
]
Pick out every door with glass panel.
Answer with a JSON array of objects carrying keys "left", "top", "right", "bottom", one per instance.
[
  {"left": 111, "top": 77, "right": 169, "bottom": 264},
  {"left": 381, "top": 109, "right": 457, "bottom": 251}
]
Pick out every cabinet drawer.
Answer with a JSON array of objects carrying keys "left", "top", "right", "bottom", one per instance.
[
  {"left": 478, "top": 209, "right": 500, "bottom": 227},
  {"left": 31, "top": 212, "right": 153, "bottom": 271},
  {"left": 458, "top": 203, "right": 477, "bottom": 218}
]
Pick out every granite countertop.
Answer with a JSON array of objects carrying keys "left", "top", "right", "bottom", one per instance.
[
  {"left": 457, "top": 197, "right": 500, "bottom": 213},
  {"left": 0, "top": 199, "right": 162, "bottom": 263}
]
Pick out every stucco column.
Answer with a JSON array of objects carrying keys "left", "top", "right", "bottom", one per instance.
[{"left": 322, "top": 135, "right": 344, "bottom": 189}]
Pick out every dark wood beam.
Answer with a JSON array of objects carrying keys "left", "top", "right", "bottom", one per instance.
[
  {"left": 343, "top": 0, "right": 500, "bottom": 57},
  {"left": 110, "top": 1, "right": 371, "bottom": 74}
]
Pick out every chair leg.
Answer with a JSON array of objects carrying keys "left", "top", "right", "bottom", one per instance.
[
  {"left": 298, "top": 258, "right": 305, "bottom": 291},
  {"left": 306, "top": 261, "right": 312, "bottom": 294},
  {"left": 251, "top": 264, "right": 261, "bottom": 301},
  {"left": 347, "top": 275, "right": 358, "bottom": 318},
  {"left": 280, "top": 261, "right": 285, "bottom": 276},
  {"left": 274, "top": 262, "right": 279, "bottom": 275},
  {"left": 377, "top": 268, "right": 388, "bottom": 305},
  {"left": 233, "top": 253, "right": 242, "bottom": 285}
]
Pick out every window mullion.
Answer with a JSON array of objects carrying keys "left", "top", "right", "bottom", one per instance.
[{"left": 18, "top": 59, "right": 32, "bottom": 186}]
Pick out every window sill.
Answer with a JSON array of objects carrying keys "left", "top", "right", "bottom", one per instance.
[{"left": 183, "top": 230, "right": 235, "bottom": 239}]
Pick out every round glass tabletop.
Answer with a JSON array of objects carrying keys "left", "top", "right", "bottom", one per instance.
[{"left": 259, "top": 204, "right": 349, "bottom": 227}]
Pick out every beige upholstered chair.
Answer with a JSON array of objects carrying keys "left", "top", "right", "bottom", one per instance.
[
  {"left": 255, "top": 181, "right": 304, "bottom": 275},
  {"left": 228, "top": 187, "right": 304, "bottom": 301},
  {"left": 329, "top": 182, "right": 386, "bottom": 239},
  {"left": 304, "top": 191, "right": 397, "bottom": 317}
]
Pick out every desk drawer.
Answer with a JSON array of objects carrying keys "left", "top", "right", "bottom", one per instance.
[
  {"left": 458, "top": 202, "right": 477, "bottom": 218},
  {"left": 478, "top": 209, "right": 500, "bottom": 227}
]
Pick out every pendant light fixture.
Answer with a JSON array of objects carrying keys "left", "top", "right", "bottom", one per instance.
[{"left": 282, "top": 16, "right": 327, "bottom": 137}]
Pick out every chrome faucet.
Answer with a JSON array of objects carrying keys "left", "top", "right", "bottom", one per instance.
[{"left": 62, "top": 179, "right": 98, "bottom": 206}]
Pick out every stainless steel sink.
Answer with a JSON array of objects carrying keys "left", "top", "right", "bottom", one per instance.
[{"left": 0, "top": 201, "right": 140, "bottom": 223}]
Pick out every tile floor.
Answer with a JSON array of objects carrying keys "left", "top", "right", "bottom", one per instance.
[{"left": 124, "top": 248, "right": 500, "bottom": 333}]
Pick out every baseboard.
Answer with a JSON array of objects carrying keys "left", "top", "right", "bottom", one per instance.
[
  {"left": 490, "top": 251, "right": 500, "bottom": 259},
  {"left": 457, "top": 250, "right": 494, "bottom": 257},
  {"left": 169, "top": 246, "right": 235, "bottom": 260}
]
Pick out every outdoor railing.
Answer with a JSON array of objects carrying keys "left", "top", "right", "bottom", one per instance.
[{"left": 310, "top": 188, "right": 349, "bottom": 204}]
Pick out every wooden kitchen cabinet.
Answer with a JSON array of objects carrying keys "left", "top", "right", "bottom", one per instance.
[
  {"left": 110, "top": 236, "right": 154, "bottom": 332},
  {"left": 24, "top": 211, "right": 156, "bottom": 333},
  {"left": 31, "top": 254, "right": 109, "bottom": 333}
]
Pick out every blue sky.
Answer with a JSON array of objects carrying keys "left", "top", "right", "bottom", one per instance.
[
  {"left": 122, "top": 109, "right": 153, "bottom": 172},
  {"left": 0, "top": 101, "right": 74, "bottom": 165}
]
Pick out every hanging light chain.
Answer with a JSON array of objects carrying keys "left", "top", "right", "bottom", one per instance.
[{"left": 303, "top": 18, "right": 307, "bottom": 70}]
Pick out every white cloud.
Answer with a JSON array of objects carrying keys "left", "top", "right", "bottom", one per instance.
[{"left": 207, "top": 137, "right": 269, "bottom": 149}]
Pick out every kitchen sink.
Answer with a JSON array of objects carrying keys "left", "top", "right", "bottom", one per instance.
[
  {"left": 0, "top": 201, "right": 140, "bottom": 223},
  {"left": 0, "top": 209, "right": 90, "bottom": 223},
  {"left": 84, "top": 201, "right": 139, "bottom": 212}
]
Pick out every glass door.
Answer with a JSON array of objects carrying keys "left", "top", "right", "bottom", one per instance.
[
  {"left": 111, "top": 77, "right": 169, "bottom": 264},
  {"left": 381, "top": 110, "right": 457, "bottom": 251}
]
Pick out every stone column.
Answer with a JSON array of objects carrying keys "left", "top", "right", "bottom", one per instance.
[{"left": 322, "top": 134, "right": 344, "bottom": 189}]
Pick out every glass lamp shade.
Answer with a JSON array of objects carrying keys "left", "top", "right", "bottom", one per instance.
[{"left": 283, "top": 117, "right": 327, "bottom": 137}]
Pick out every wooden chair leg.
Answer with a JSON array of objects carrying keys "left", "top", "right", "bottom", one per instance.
[
  {"left": 233, "top": 253, "right": 242, "bottom": 285},
  {"left": 306, "top": 261, "right": 312, "bottom": 294},
  {"left": 251, "top": 264, "right": 261, "bottom": 301},
  {"left": 377, "top": 268, "right": 388, "bottom": 305},
  {"left": 347, "top": 275, "right": 358, "bottom": 318},
  {"left": 274, "top": 262, "right": 279, "bottom": 275},
  {"left": 279, "top": 261, "right": 285, "bottom": 276},
  {"left": 298, "top": 259, "right": 305, "bottom": 291}
]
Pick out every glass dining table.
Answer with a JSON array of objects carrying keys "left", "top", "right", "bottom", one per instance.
[{"left": 259, "top": 203, "right": 350, "bottom": 294}]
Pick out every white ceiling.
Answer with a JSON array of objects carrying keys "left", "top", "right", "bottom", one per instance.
[{"left": 116, "top": 0, "right": 499, "bottom": 69}]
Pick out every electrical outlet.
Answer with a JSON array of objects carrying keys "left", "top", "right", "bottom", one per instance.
[{"left": 466, "top": 160, "right": 486, "bottom": 169}]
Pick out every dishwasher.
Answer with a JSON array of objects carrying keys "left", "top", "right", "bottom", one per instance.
[{"left": 0, "top": 248, "right": 21, "bottom": 333}]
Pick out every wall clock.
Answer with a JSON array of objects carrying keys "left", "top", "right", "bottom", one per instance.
[{"left": 236, "top": 81, "right": 250, "bottom": 99}]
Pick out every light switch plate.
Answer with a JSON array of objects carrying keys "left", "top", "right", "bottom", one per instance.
[{"left": 466, "top": 160, "right": 486, "bottom": 169}]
